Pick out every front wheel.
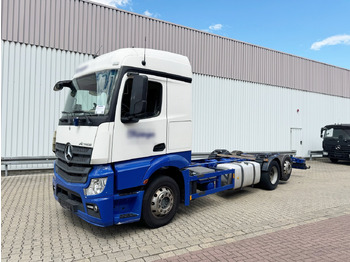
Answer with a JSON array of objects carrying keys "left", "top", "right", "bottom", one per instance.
[
  {"left": 259, "top": 160, "right": 280, "bottom": 190},
  {"left": 142, "top": 176, "right": 180, "bottom": 228}
]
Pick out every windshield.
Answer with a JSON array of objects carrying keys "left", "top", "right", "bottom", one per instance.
[
  {"left": 63, "top": 69, "right": 118, "bottom": 115},
  {"left": 324, "top": 128, "right": 350, "bottom": 140}
]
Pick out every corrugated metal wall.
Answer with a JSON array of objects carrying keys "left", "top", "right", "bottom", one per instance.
[
  {"left": 2, "top": 0, "right": 350, "bottom": 98},
  {"left": 1, "top": 0, "right": 350, "bottom": 165},
  {"left": 1, "top": 41, "right": 93, "bottom": 162},
  {"left": 2, "top": 41, "right": 350, "bottom": 162},
  {"left": 192, "top": 75, "right": 350, "bottom": 156}
]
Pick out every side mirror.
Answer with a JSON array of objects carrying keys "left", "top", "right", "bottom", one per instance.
[
  {"left": 320, "top": 128, "right": 325, "bottom": 138},
  {"left": 53, "top": 80, "right": 76, "bottom": 97},
  {"left": 130, "top": 75, "right": 148, "bottom": 116},
  {"left": 54, "top": 80, "right": 72, "bottom": 91}
]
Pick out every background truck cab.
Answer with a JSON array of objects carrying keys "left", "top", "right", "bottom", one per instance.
[{"left": 321, "top": 124, "right": 350, "bottom": 163}]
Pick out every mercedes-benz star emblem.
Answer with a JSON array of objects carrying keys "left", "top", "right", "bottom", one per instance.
[
  {"left": 64, "top": 143, "right": 73, "bottom": 163},
  {"left": 335, "top": 145, "right": 341, "bottom": 150}
]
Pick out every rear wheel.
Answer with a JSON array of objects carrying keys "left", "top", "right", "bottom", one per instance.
[
  {"left": 142, "top": 176, "right": 180, "bottom": 228},
  {"left": 330, "top": 158, "right": 338, "bottom": 163},
  {"left": 259, "top": 160, "right": 280, "bottom": 190},
  {"left": 280, "top": 156, "right": 292, "bottom": 181}
]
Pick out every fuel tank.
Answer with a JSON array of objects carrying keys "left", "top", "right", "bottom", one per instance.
[{"left": 216, "top": 161, "right": 261, "bottom": 189}]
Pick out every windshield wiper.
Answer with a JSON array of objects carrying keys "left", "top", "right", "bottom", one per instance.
[
  {"left": 71, "top": 110, "right": 93, "bottom": 125},
  {"left": 61, "top": 111, "right": 73, "bottom": 124}
]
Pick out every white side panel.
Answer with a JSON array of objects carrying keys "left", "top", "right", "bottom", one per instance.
[
  {"left": 167, "top": 79, "right": 192, "bottom": 153},
  {"left": 192, "top": 74, "right": 350, "bottom": 157},
  {"left": 1, "top": 41, "right": 92, "bottom": 169},
  {"left": 168, "top": 121, "right": 192, "bottom": 151}
]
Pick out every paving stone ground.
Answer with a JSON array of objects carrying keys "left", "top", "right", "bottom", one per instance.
[
  {"left": 159, "top": 214, "right": 350, "bottom": 262},
  {"left": 1, "top": 159, "right": 350, "bottom": 261}
]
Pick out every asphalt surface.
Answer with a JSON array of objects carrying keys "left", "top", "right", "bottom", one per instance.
[{"left": 1, "top": 159, "right": 350, "bottom": 261}]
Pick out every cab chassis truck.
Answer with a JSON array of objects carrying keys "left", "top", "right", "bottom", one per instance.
[{"left": 52, "top": 48, "right": 307, "bottom": 228}]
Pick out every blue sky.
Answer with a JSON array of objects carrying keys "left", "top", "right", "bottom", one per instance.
[{"left": 92, "top": 0, "right": 350, "bottom": 69}]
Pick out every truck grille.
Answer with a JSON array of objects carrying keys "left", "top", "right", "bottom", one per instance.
[
  {"left": 324, "top": 145, "right": 350, "bottom": 153},
  {"left": 55, "top": 143, "right": 93, "bottom": 183}
]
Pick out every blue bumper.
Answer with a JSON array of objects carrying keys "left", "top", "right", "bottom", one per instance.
[{"left": 53, "top": 163, "right": 144, "bottom": 227}]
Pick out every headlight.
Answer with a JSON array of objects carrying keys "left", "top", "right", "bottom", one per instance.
[{"left": 84, "top": 177, "right": 107, "bottom": 196}]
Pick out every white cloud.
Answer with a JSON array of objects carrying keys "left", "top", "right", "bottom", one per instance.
[
  {"left": 142, "top": 10, "right": 160, "bottom": 18},
  {"left": 209, "top": 24, "right": 223, "bottom": 31},
  {"left": 202, "top": 24, "right": 223, "bottom": 33},
  {"left": 311, "top": 34, "right": 350, "bottom": 50},
  {"left": 143, "top": 10, "right": 153, "bottom": 17},
  {"left": 90, "top": 0, "right": 131, "bottom": 8}
]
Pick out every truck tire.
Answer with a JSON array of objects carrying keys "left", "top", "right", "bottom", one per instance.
[
  {"left": 330, "top": 158, "right": 338, "bottom": 163},
  {"left": 259, "top": 160, "right": 280, "bottom": 190},
  {"left": 280, "top": 155, "right": 292, "bottom": 181},
  {"left": 142, "top": 176, "right": 180, "bottom": 228}
]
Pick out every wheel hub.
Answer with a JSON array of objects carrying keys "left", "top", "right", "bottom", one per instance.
[
  {"left": 150, "top": 187, "right": 174, "bottom": 217},
  {"left": 269, "top": 166, "right": 278, "bottom": 184},
  {"left": 283, "top": 161, "right": 292, "bottom": 176}
]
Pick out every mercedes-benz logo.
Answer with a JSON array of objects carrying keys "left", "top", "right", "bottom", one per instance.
[
  {"left": 64, "top": 143, "right": 73, "bottom": 163},
  {"left": 335, "top": 145, "right": 341, "bottom": 150}
]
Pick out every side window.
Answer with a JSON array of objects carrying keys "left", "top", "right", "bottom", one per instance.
[{"left": 121, "top": 78, "right": 162, "bottom": 120}]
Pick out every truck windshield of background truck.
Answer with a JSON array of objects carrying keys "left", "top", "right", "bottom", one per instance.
[
  {"left": 324, "top": 128, "right": 350, "bottom": 140},
  {"left": 63, "top": 69, "right": 118, "bottom": 116}
]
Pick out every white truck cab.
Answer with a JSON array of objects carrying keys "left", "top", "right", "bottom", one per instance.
[{"left": 55, "top": 48, "right": 192, "bottom": 164}]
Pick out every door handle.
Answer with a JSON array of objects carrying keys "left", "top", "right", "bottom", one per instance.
[{"left": 153, "top": 143, "right": 166, "bottom": 152}]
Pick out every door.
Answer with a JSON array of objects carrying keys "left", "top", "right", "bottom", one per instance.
[
  {"left": 290, "top": 128, "right": 303, "bottom": 156},
  {"left": 112, "top": 73, "right": 167, "bottom": 162}
]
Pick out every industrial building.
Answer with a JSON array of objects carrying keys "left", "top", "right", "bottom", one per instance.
[{"left": 1, "top": 0, "right": 350, "bottom": 170}]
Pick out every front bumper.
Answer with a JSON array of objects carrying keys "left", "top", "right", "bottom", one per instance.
[
  {"left": 325, "top": 151, "right": 350, "bottom": 160},
  {"left": 53, "top": 163, "right": 115, "bottom": 227}
]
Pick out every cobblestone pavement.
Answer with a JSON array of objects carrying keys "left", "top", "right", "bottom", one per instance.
[
  {"left": 160, "top": 214, "right": 350, "bottom": 262},
  {"left": 1, "top": 159, "right": 350, "bottom": 261}
]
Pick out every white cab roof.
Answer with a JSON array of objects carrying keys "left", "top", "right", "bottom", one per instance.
[{"left": 73, "top": 48, "right": 192, "bottom": 79}]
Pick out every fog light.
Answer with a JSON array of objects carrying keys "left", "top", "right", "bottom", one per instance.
[
  {"left": 84, "top": 177, "right": 107, "bottom": 196},
  {"left": 323, "top": 151, "right": 328, "bottom": 156},
  {"left": 86, "top": 204, "right": 94, "bottom": 210},
  {"left": 86, "top": 204, "right": 99, "bottom": 212}
]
